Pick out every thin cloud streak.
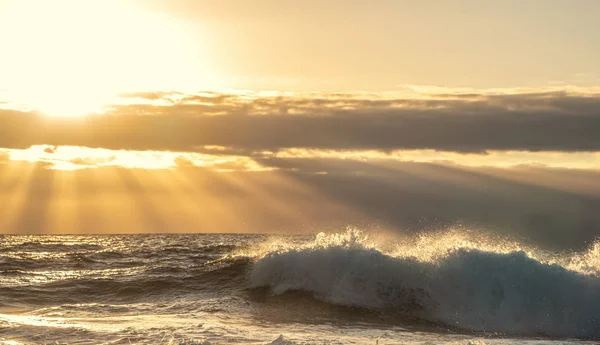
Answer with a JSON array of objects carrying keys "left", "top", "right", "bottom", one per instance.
[
  {"left": 2, "top": 145, "right": 598, "bottom": 171},
  {"left": 1, "top": 145, "right": 272, "bottom": 171}
]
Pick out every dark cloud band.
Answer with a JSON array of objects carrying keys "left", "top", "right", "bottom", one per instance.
[{"left": 1, "top": 91, "right": 599, "bottom": 153}]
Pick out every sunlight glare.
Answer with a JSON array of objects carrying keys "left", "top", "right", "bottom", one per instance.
[{"left": 0, "top": 0, "right": 215, "bottom": 117}]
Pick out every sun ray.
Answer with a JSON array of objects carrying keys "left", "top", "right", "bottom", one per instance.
[
  {"left": 171, "top": 168, "right": 242, "bottom": 233},
  {"left": 46, "top": 169, "right": 79, "bottom": 234},
  {"left": 0, "top": 161, "right": 38, "bottom": 233}
]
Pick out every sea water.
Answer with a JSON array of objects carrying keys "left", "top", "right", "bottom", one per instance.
[{"left": 0, "top": 230, "right": 598, "bottom": 344}]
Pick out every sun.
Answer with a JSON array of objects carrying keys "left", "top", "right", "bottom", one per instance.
[
  {"left": 0, "top": 0, "right": 216, "bottom": 117},
  {"left": 8, "top": 85, "right": 117, "bottom": 118}
]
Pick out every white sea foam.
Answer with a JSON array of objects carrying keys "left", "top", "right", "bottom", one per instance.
[
  {"left": 250, "top": 229, "right": 600, "bottom": 338},
  {"left": 267, "top": 335, "right": 300, "bottom": 345}
]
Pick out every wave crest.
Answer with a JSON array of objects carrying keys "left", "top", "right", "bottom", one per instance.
[{"left": 250, "top": 229, "right": 600, "bottom": 338}]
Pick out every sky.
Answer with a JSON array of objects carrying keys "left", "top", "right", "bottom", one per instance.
[{"left": 0, "top": 0, "right": 599, "bottom": 248}]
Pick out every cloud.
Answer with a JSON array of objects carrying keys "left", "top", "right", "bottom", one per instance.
[
  {"left": 1, "top": 89, "right": 600, "bottom": 154},
  {"left": 263, "top": 148, "right": 599, "bottom": 170},
  {"left": 3, "top": 88, "right": 599, "bottom": 246},
  {"left": 3, "top": 145, "right": 272, "bottom": 171}
]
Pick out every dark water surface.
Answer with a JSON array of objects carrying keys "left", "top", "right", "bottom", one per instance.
[{"left": 0, "top": 232, "right": 598, "bottom": 344}]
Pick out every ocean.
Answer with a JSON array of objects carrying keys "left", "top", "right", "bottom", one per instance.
[{"left": 0, "top": 229, "right": 598, "bottom": 345}]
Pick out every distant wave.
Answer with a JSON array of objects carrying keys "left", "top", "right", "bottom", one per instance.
[
  {"left": 250, "top": 230, "right": 600, "bottom": 338},
  {"left": 0, "top": 241, "right": 104, "bottom": 253}
]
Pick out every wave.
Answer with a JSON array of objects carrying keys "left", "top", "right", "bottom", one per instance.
[
  {"left": 250, "top": 230, "right": 600, "bottom": 339},
  {"left": 0, "top": 241, "right": 104, "bottom": 253},
  {"left": 0, "top": 242, "right": 240, "bottom": 272},
  {"left": 0, "top": 256, "right": 252, "bottom": 309},
  {"left": 4, "top": 231, "right": 600, "bottom": 339}
]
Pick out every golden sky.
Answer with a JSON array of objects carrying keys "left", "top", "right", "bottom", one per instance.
[
  {"left": 2, "top": 0, "right": 600, "bottom": 99},
  {"left": 0, "top": 0, "right": 599, "bottom": 238}
]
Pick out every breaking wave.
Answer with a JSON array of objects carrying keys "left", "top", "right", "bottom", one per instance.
[
  {"left": 4, "top": 231, "right": 600, "bottom": 340},
  {"left": 250, "top": 229, "right": 600, "bottom": 338}
]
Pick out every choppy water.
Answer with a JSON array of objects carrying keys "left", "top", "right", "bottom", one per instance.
[{"left": 1, "top": 230, "right": 599, "bottom": 344}]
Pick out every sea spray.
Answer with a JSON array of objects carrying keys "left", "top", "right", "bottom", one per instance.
[{"left": 250, "top": 229, "right": 600, "bottom": 338}]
